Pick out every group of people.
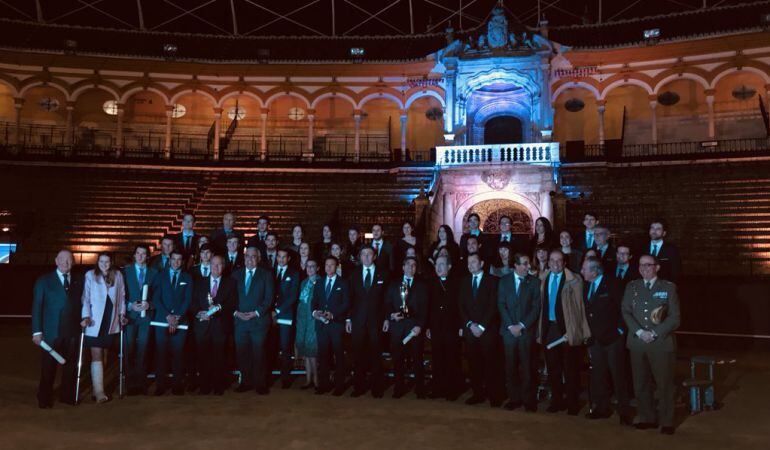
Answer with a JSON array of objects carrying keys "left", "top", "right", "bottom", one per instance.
[{"left": 31, "top": 211, "right": 682, "bottom": 434}]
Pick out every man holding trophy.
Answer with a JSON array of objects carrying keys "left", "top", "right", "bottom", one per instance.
[
  {"left": 386, "top": 257, "right": 428, "bottom": 399},
  {"left": 193, "top": 255, "right": 236, "bottom": 395}
]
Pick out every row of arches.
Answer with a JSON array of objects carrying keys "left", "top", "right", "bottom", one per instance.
[
  {"left": 553, "top": 66, "right": 770, "bottom": 145},
  {"left": 0, "top": 74, "right": 445, "bottom": 112}
]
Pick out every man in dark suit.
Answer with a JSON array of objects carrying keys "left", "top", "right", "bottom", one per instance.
[
  {"left": 497, "top": 253, "right": 541, "bottom": 411},
  {"left": 645, "top": 219, "right": 682, "bottom": 284},
  {"left": 459, "top": 253, "right": 504, "bottom": 407},
  {"left": 580, "top": 257, "right": 632, "bottom": 425},
  {"left": 622, "top": 254, "right": 680, "bottom": 435},
  {"left": 577, "top": 212, "right": 598, "bottom": 251},
  {"left": 224, "top": 236, "right": 244, "bottom": 275},
  {"left": 427, "top": 255, "right": 463, "bottom": 401},
  {"left": 190, "top": 243, "right": 213, "bottom": 282},
  {"left": 192, "top": 255, "right": 236, "bottom": 395},
  {"left": 371, "top": 223, "right": 394, "bottom": 272},
  {"left": 312, "top": 256, "right": 351, "bottom": 396},
  {"left": 459, "top": 235, "right": 484, "bottom": 277},
  {"left": 123, "top": 244, "right": 158, "bottom": 395},
  {"left": 173, "top": 213, "right": 200, "bottom": 266},
  {"left": 152, "top": 250, "right": 193, "bottom": 395},
  {"left": 459, "top": 213, "right": 484, "bottom": 260},
  {"left": 262, "top": 232, "right": 280, "bottom": 269},
  {"left": 272, "top": 249, "right": 300, "bottom": 388},
  {"left": 594, "top": 227, "right": 616, "bottom": 267},
  {"left": 489, "top": 215, "right": 526, "bottom": 256},
  {"left": 149, "top": 235, "right": 175, "bottom": 272},
  {"left": 386, "top": 257, "right": 428, "bottom": 398},
  {"left": 31, "top": 250, "right": 82, "bottom": 408},
  {"left": 210, "top": 212, "right": 245, "bottom": 256},
  {"left": 246, "top": 215, "right": 271, "bottom": 257},
  {"left": 232, "top": 246, "right": 274, "bottom": 395},
  {"left": 611, "top": 244, "right": 638, "bottom": 289},
  {"left": 346, "top": 246, "right": 389, "bottom": 398}
]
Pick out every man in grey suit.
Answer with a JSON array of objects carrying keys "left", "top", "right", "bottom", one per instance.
[
  {"left": 497, "top": 253, "right": 541, "bottom": 411},
  {"left": 232, "top": 246, "right": 274, "bottom": 395},
  {"left": 31, "top": 250, "right": 82, "bottom": 408},
  {"left": 622, "top": 254, "right": 680, "bottom": 435},
  {"left": 122, "top": 244, "right": 158, "bottom": 395}
]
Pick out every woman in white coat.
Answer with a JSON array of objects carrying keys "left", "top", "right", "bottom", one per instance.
[{"left": 80, "top": 253, "right": 126, "bottom": 403}]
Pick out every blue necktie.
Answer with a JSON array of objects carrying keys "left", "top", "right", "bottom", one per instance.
[
  {"left": 245, "top": 270, "right": 253, "bottom": 293},
  {"left": 548, "top": 274, "right": 558, "bottom": 321},
  {"left": 171, "top": 271, "right": 178, "bottom": 289},
  {"left": 588, "top": 281, "right": 596, "bottom": 299},
  {"left": 139, "top": 267, "right": 145, "bottom": 286},
  {"left": 652, "top": 244, "right": 659, "bottom": 257},
  {"left": 587, "top": 233, "right": 594, "bottom": 248},
  {"left": 325, "top": 278, "right": 333, "bottom": 298},
  {"left": 472, "top": 275, "right": 479, "bottom": 298}
]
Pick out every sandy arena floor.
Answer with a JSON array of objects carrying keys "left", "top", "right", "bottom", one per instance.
[{"left": 1, "top": 322, "right": 769, "bottom": 449}]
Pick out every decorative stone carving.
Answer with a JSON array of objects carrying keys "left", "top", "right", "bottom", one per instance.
[
  {"left": 481, "top": 169, "right": 511, "bottom": 190},
  {"left": 487, "top": 6, "right": 508, "bottom": 49}
]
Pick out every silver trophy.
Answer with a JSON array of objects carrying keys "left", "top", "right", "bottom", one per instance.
[{"left": 399, "top": 281, "right": 410, "bottom": 318}]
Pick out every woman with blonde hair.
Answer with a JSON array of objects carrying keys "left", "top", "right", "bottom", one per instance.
[{"left": 80, "top": 252, "right": 126, "bottom": 403}]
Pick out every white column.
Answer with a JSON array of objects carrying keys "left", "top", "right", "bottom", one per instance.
[
  {"left": 260, "top": 108, "right": 268, "bottom": 161},
  {"left": 597, "top": 101, "right": 606, "bottom": 145},
  {"left": 400, "top": 112, "right": 407, "bottom": 160},
  {"left": 65, "top": 102, "right": 75, "bottom": 147},
  {"left": 164, "top": 106, "right": 173, "bottom": 159},
  {"left": 443, "top": 192, "right": 454, "bottom": 228},
  {"left": 541, "top": 191, "right": 553, "bottom": 224},
  {"left": 213, "top": 108, "right": 222, "bottom": 160},
  {"left": 706, "top": 94, "right": 715, "bottom": 139},
  {"left": 115, "top": 104, "right": 124, "bottom": 156},
  {"left": 649, "top": 99, "right": 658, "bottom": 144},
  {"left": 13, "top": 98, "right": 23, "bottom": 148},
  {"left": 307, "top": 110, "right": 315, "bottom": 153},
  {"left": 353, "top": 111, "right": 361, "bottom": 162}
]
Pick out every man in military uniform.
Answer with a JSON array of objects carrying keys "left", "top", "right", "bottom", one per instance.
[{"left": 621, "top": 254, "right": 680, "bottom": 435}]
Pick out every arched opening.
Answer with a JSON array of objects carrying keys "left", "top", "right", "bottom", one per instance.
[
  {"left": 19, "top": 85, "right": 68, "bottom": 147},
  {"left": 362, "top": 97, "right": 401, "bottom": 158},
  {"left": 604, "top": 84, "right": 651, "bottom": 144},
  {"left": 553, "top": 87, "right": 599, "bottom": 147},
  {"left": 172, "top": 92, "right": 217, "bottom": 157},
  {"left": 483, "top": 116, "right": 522, "bottom": 144},
  {"left": 121, "top": 90, "right": 168, "bottom": 153},
  {"left": 462, "top": 198, "right": 533, "bottom": 237},
  {"left": 314, "top": 95, "right": 355, "bottom": 157},
  {"left": 713, "top": 71, "right": 767, "bottom": 139},
  {"left": 73, "top": 88, "right": 117, "bottom": 150},
  {"left": 406, "top": 96, "right": 444, "bottom": 157},
  {"left": 655, "top": 78, "right": 708, "bottom": 142},
  {"left": 267, "top": 94, "right": 311, "bottom": 157},
  {"left": 219, "top": 94, "right": 263, "bottom": 158}
]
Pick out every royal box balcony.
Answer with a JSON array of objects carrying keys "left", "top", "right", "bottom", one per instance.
[{"left": 436, "top": 142, "right": 560, "bottom": 166}]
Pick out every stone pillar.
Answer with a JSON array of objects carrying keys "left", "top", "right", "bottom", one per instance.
[
  {"left": 705, "top": 89, "right": 715, "bottom": 139},
  {"left": 597, "top": 100, "right": 606, "bottom": 145},
  {"left": 213, "top": 107, "right": 222, "bottom": 160},
  {"left": 353, "top": 111, "right": 362, "bottom": 162},
  {"left": 307, "top": 109, "right": 315, "bottom": 153},
  {"left": 541, "top": 190, "right": 554, "bottom": 224},
  {"left": 13, "top": 98, "right": 23, "bottom": 148},
  {"left": 260, "top": 108, "right": 268, "bottom": 161},
  {"left": 400, "top": 112, "right": 408, "bottom": 160},
  {"left": 444, "top": 62, "right": 457, "bottom": 133},
  {"left": 164, "top": 105, "right": 173, "bottom": 159},
  {"left": 649, "top": 96, "right": 658, "bottom": 144},
  {"left": 65, "top": 101, "right": 75, "bottom": 147},
  {"left": 115, "top": 103, "right": 124, "bottom": 156},
  {"left": 443, "top": 192, "right": 454, "bottom": 230}
]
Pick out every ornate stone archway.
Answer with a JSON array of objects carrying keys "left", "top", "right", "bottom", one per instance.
[{"left": 462, "top": 199, "right": 532, "bottom": 234}]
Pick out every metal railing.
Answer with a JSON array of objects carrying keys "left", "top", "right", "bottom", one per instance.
[
  {"left": 435, "top": 142, "right": 560, "bottom": 166},
  {"left": 567, "top": 137, "right": 770, "bottom": 162}
]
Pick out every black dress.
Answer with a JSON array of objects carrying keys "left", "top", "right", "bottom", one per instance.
[{"left": 84, "top": 295, "right": 116, "bottom": 349}]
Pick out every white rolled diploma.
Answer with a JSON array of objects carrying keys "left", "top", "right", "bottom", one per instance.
[
  {"left": 402, "top": 329, "right": 418, "bottom": 345},
  {"left": 150, "top": 321, "right": 189, "bottom": 330},
  {"left": 546, "top": 335, "right": 567, "bottom": 350},
  {"left": 205, "top": 304, "right": 222, "bottom": 317},
  {"left": 40, "top": 340, "right": 66, "bottom": 364},
  {"left": 140, "top": 284, "right": 148, "bottom": 318}
]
